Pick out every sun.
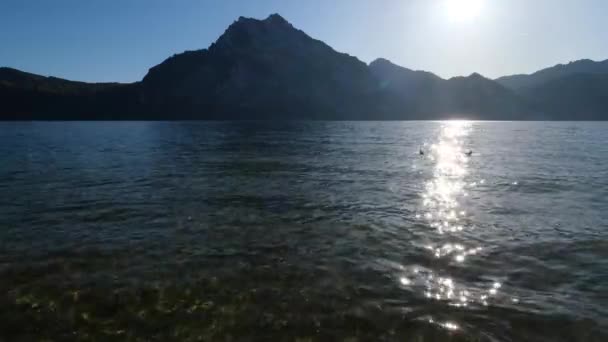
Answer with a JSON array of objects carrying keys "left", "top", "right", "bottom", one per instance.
[{"left": 444, "top": 0, "right": 484, "bottom": 22}]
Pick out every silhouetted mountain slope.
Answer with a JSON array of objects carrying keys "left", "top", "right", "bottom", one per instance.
[
  {"left": 370, "top": 58, "right": 442, "bottom": 96},
  {"left": 369, "top": 59, "right": 532, "bottom": 119},
  {"left": 0, "top": 67, "right": 142, "bottom": 120},
  {"left": 496, "top": 59, "right": 608, "bottom": 91},
  {"left": 441, "top": 74, "right": 534, "bottom": 120},
  {"left": 524, "top": 73, "right": 608, "bottom": 120},
  {"left": 0, "top": 14, "right": 607, "bottom": 120},
  {"left": 369, "top": 58, "right": 442, "bottom": 118},
  {"left": 495, "top": 59, "right": 608, "bottom": 119},
  {"left": 0, "top": 67, "right": 120, "bottom": 93},
  {"left": 141, "top": 14, "right": 379, "bottom": 119}
]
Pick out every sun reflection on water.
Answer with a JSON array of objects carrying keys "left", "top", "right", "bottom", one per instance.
[
  {"left": 423, "top": 121, "right": 472, "bottom": 240},
  {"left": 398, "top": 121, "right": 513, "bottom": 332}
]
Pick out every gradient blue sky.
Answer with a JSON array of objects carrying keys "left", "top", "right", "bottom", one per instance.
[{"left": 1, "top": 0, "right": 607, "bottom": 82}]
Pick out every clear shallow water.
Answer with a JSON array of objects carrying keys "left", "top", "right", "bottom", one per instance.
[{"left": 0, "top": 121, "right": 607, "bottom": 341}]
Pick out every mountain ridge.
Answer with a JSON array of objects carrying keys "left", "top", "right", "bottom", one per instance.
[
  {"left": 496, "top": 58, "right": 608, "bottom": 91},
  {"left": 1, "top": 14, "right": 607, "bottom": 120}
]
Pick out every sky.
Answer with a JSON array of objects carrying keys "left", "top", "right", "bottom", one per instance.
[{"left": 1, "top": 0, "right": 607, "bottom": 82}]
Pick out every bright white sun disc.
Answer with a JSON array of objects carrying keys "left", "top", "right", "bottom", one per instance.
[{"left": 445, "top": 0, "right": 484, "bottom": 22}]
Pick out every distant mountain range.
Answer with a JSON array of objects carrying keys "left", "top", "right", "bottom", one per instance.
[{"left": 2, "top": 14, "right": 607, "bottom": 120}]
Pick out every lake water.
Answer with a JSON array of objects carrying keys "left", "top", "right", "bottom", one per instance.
[{"left": 0, "top": 121, "right": 607, "bottom": 341}]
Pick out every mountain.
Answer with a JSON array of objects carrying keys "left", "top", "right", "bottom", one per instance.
[
  {"left": 370, "top": 58, "right": 442, "bottom": 97},
  {"left": 525, "top": 73, "right": 608, "bottom": 120},
  {"left": 369, "top": 58, "right": 533, "bottom": 119},
  {"left": 0, "top": 14, "right": 606, "bottom": 120},
  {"left": 495, "top": 59, "right": 608, "bottom": 120},
  {"left": 496, "top": 59, "right": 608, "bottom": 91},
  {"left": 141, "top": 14, "right": 379, "bottom": 119},
  {"left": 0, "top": 67, "right": 142, "bottom": 120}
]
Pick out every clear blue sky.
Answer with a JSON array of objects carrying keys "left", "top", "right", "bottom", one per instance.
[{"left": 1, "top": 0, "right": 607, "bottom": 82}]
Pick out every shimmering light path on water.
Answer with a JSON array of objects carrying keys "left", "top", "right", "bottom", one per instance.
[
  {"left": 0, "top": 121, "right": 606, "bottom": 341},
  {"left": 401, "top": 122, "right": 504, "bottom": 332}
]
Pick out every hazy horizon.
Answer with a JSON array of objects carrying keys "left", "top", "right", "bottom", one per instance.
[{"left": 2, "top": 0, "right": 607, "bottom": 82}]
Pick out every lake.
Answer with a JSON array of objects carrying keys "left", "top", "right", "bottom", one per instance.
[{"left": 0, "top": 121, "right": 607, "bottom": 341}]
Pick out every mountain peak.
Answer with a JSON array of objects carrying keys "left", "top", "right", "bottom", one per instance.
[
  {"left": 210, "top": 14, "right": 302, "bottom": 53},
  {"left": 370, "top": 58, "right": 443, "bottom": 84},
  {"left": 265, "top": 13, "right": 290, "bottom": 25},
  {"left": 369, "top": 58, "right": 393, "bottom": 66},
  {"left": 570, "top": 58, "right": 593, "bottom": 64},
  {"left": 369, "top": 58, "right": 416, "bottom": 73},
  {"left": 232, "top": 13, "right": 291, "bottom": 27}
]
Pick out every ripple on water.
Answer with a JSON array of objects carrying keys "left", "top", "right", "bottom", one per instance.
[{"left": 1, "top": 121, "right": 607, "bottom": 340}]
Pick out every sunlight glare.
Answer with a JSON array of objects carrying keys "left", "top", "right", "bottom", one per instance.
[{"left": 444, "top": 0, "right": 484, "bottom": 22}]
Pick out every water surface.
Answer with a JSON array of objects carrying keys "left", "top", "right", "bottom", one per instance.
[{"left": 1, "top": 121, "right": 607, "bottom": 341}]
